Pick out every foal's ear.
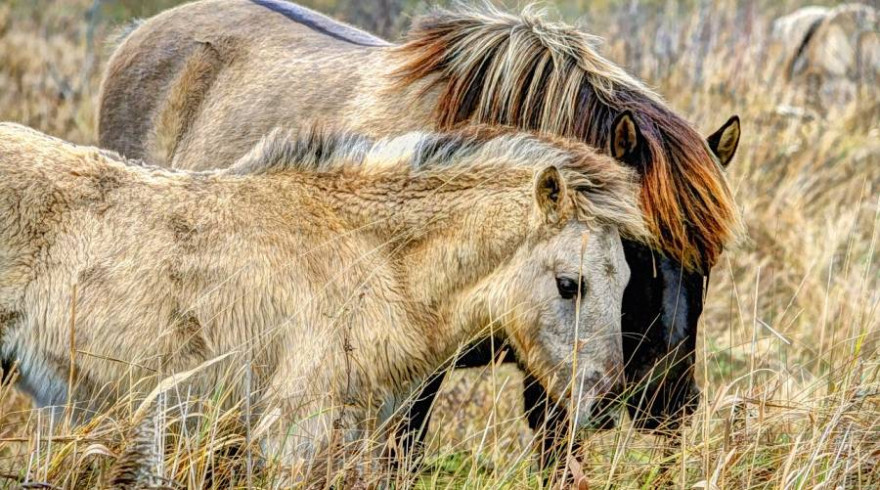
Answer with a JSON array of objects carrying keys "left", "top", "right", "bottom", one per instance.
[
  {"left": 706, "top": 115, "right": 741, "bottom": 168},
  {"left": 609, "top": 110, "right": 644, "bottom": 167},
  {"left": 535, "top": 166, "right": 567, "bottom": 223}
]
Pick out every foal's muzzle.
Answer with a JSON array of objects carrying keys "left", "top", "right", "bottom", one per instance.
[{"left": 575, "top": 367, "right": 624, "bottom": 429}]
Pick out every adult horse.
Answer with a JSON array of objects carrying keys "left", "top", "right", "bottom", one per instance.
[
  {"left": 0, "top": 122, "right": 647, "bottom": 480},
  {"left": 783, "top": 3, "right": 879, "bottom": 109},
  {"left": 97, "top": 0, "right": 742, "bottom": 454}
]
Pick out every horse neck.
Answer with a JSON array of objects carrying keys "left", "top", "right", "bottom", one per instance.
[{"left": 292, "top": 166, "right": 538, "bottom": 350}]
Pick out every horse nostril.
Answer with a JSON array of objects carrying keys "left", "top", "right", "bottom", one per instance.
[
  {"left": 607, "top": 379, "right": 624, "bottom": 397},
  {"left": 604, "top": 360, "right": 624, "bottom": 385},
  {"left": 586, "top": 369, "right": 619, "bottom": 397},
  {"left": 586, "top": 376, "right": 624, "bottom": 430}
]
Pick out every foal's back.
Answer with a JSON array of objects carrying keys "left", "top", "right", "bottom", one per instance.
[{"left": 0, "top": 123, "right": 402, "bottom": 407}]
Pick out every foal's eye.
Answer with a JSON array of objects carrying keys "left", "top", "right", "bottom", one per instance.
[{"left": 556, "top": 277, "right": 585, "bottom": 300}]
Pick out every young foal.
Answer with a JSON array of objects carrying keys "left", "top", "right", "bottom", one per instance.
[{"left": 0, "top": 124, "right": 647, "bottom": 471}]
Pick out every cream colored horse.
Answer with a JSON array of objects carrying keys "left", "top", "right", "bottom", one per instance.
[{"left": 0, "top": 123, "right": 647, "bottom": 475}]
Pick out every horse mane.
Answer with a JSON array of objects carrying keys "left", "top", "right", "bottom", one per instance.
[
  {"left": 228, "top": 127, "right": 374, "bottom": 174},
  {"left": 229, "top": 125, "right": 649, "bottom": 241},
  {"left": 391, "top": 4, "right": 742, "bottom": 270}
]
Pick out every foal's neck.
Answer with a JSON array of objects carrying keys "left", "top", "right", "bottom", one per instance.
[
  {"left": 295, "top": 165, "right": 539, "bottom": 348},
  {"left": 298, "top": 166, "right": 535, "bottom": 241}
]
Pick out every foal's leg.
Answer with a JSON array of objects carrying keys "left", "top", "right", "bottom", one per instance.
[
  {"left": 260, "top": 404, "right": 373, "bottom": 487},
  {"left": 522, "top": 372, "right": 574, "bottom": 470},
  {"left": 392, "top": 371, "right": 446, "bottom": 470},
  {"left": 394, "top": 337, "right": 504, "bottom": 469}
]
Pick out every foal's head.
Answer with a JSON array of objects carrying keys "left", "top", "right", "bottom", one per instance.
[
  {"left": 452, "top": 131, "right": 649, "bottom": 427},
  {"left": 500, "top": 215, "right": 630, "bottom": 427},
  {"left": 232, "top": 125, "right": 650, "bottom": 427}
]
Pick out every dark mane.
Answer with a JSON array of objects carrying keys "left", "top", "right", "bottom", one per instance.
[
  {"left": 786, "top": 14, "right": 825, "bottom": 79},
  {"left": 392, "top": 5, "right": 742, "bottom": 270},
  {"left": 225, "top": 125, "right": 649, "bottom": 241},
  {"left": 228, "top": 127, "right": 374, "bottom": 175},
  {"left": 229, "top": 126, "right": 509, "bottom": 175}
]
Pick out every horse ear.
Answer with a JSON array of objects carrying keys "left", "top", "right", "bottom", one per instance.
[
  {"left": 534, "top": 166, "right": 567, "bottom": 223},
  {"left": 609, "top": 110, "right": 643, "bottom": 167},
  {"left": 706, "top": 115, "right": 741, "bottom": 168}
]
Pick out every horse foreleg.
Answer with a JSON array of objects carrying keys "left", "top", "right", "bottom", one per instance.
[
  {"left": 392, "top": 371, "right": 445, "bottom": 471},
  {"left": 522, "top": 371, "right": 575, "bottom": 472}
]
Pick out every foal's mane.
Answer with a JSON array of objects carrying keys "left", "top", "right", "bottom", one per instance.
[
  {"left": 392, "top": 5, "right": 742, "bottom": 270},
  {"left": 228, "top": 126, "right": 649, "bottom": 241}
]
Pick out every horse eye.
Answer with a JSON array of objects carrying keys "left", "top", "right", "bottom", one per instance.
[{"left": 556, "top": 277, "right": 584, "bottom": 300}]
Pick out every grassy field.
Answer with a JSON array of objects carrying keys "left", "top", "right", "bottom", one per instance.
[{"left": 1, "top": 0, "right": 879, "bottom": 488}]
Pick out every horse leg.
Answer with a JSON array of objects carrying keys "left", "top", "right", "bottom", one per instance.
[
  {"left": 522, "top": 371, "right": 574, "bottom": 472},
  {"left": 392, "top": 337, "right": 505, "bottom": 471},
  {"left": 391, "top": 371, "right": 446, "bottom": 472}
]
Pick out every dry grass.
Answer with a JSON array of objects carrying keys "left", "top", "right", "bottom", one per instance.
[{"left": 1, "top": 0, "right": 879, "bottom": 488}]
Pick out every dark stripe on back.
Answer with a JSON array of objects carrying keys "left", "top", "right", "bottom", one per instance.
[{"left": 249, "top": 0, "right": 390, "bottom": 48}]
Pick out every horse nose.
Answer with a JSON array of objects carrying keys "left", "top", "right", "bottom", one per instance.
[
  {"left": 585, "top": 368, "right": 624, "bottom": 430},
  {"left": 604, "top": 358, "right": 624, "bottom": 392},
  {"left": 589, "top": 363, "right": 623, "bottom": 397}
]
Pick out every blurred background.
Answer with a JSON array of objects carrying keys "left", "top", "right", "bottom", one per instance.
[{"left": 0, "top": 0, "right": 879, "bottom": 487}]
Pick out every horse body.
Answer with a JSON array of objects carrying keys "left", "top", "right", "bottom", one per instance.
[
  {"left": 772, "top": 6, "right": 831, "bottom": 47},
  {"left": 99, "top": 0, "right": 419, "bottom": 169},
  {"left": 0, "top": 123, "right": 646, "bottom": 469}
]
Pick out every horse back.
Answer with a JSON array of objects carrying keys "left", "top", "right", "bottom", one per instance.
[{"left": 98, "top": 0, "right": 388, "bottom": 167}]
